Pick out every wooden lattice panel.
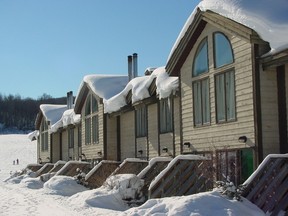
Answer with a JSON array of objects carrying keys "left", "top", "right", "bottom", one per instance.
[
  {"left": 242, "top": 155, "right": 288, "bottom": 216},
  {"left": 85, "top": 161, "right": 121, "bottom": 189}
]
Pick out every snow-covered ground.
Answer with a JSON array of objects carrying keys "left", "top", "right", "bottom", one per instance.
[{"left": 0, "top": 134, "right": 265, "bottom": 216}]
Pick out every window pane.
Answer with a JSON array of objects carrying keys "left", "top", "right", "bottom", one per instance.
[
  {"left": 92, "top": 115, "right": 99, "bottom": 143},
  {"left": 85, "top": 96, "right": 91, "bottom": 116},
  {"left": 166, "top": 98, "right": 173, "bottom": 132},
  {"left": 214, "top": 33, "right": 233, "bottom": 68},
  {"left": 216, "top": 74, "right": 225, "bottom": 122},
  {"left": 202, "top": 79, "right": 210, "bottom": 124},
  {"left": 160, "top": 99, "right": 172, "bottom": 133},
  {"left": 136, "top": 107, "right": 147, "bottom": 137},
  {"left": 92, "top": 96, "right": 98, "bottom": 113},
  {"left": 85, "top": 118, "right": 91, "bottom": 144},
  {"left": 193, "top": 82, "right": 202, "bottom": 126},
  {"left": 193, "top": 38, "right": 208, "bottom": 77},
  {"left": 226, "top": 71, "right": 235, "bottom": 120},
  {"left": 68, "top": 128, "right": 74, "bottom": 148}
]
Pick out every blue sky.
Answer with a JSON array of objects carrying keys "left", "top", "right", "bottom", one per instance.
[{"left": 0, "top": 0, "right": 197, "bottom": 99}]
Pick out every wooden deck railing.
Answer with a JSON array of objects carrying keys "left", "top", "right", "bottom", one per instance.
[
  {"left": 48, "top": 161, "right": 66, "bottom": 173},
  {"left": 241, "top": 154, "right": 288, "bottom": 216},
  {"left": 36, "top": 163, "right": 54, "bottom": 177},
  {"left": 85, "top": 160, "right": 121, "bottom": 189},
  {"left": 148, "top": 155, "right": 213, "bottom": 199},
  {"left": 138, "top": 157, "right": 172, "bottom": 199},
  {"left": 56, "top": 161, "right": 91, "bottom": 177},
  {"left": 111, "top": 158, "right": 148, "bottom": 176}
]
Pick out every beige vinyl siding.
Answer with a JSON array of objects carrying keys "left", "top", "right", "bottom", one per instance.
[
  {"left": 51, "top": 133, "right": 60, "bottom": 162},
  {"left": 61, "top": 130, "right": 69, "bottom": 161},
  {"left": 148, "top": 103, "right": 159, "bottom": 158},
  {"left": 106, "top": 116, "right": 118, "bottom": 160},
  {"left": 260, "top": 67, "right": 280, "bottom": 156},
  {"left": 159, "top": 133, "right": 173, "bottom": 156},
  {"left": 136, "top": 137, "right": 148, "bottom": 159},
  {"left": 81, "top": 97, "right": 104, "bottom": 160},
  {"left": 181, "top": 23, "right": 255, "bottom": 153},
  {"left": 120, "top": 111, "right": 135, "bottom": 160}
]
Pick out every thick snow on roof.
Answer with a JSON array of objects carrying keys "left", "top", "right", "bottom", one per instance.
[
  {"left": 40, "top": 104, "right": 68, "bottom": 125},
  {"left": 104, "top": 67, "right": 178, "bottom": 113},
  {"left": 27, "top": 130, "right": 39, "bottom": 141},
  {"left": 77, "top": 74, "right": 129, "bottom": 101},
  {"left": 50, "top": 108, "right": 81, "bottom": 133},
  {"left": 169, "top": 0, "right": 288, "bottom": 60}
]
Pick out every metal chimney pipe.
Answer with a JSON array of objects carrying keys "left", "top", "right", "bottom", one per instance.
[
  {"left": 128, "top": 55, "right": 133, "bottom": 81},
  {"left": 67, "top": 91, "right": 73, "bottom": 109},
  {"left": 132, "top": 53, "right": 138, "bottom": 79}
]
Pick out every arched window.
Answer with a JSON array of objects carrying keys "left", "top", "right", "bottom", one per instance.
[
  {"left": 85, "top": 94, "right": 99, "bottom": 145},
  {"left": 193, "top": 38, "right": 208, "bottom": 77},
  {"left": 213, "top": 32, "right": 234, "bottom": 68},
  {"left": 192, "top": 37, "right": 210, "bottom": 126}
]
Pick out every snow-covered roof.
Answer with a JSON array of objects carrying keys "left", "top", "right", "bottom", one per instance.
[
  {"left": 168, "top": 0, "right": 288, "bottom": 61},
  {"left": 76, "top": 74, "right": 129, "bottom": 102},
  {"left": 49, "top": 108, "right": 81, "bottom": 133},
  {"left": 104, "top": 67, "right": 178, "bottom": 113},
  {"left": 40, "top": 104, "right": 68, "bottom": 125},
  {"left": 27, "top": 130, "right": 39, "bottom": 141}
]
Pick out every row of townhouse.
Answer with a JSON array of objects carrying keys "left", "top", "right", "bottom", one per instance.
[{"left": 30, "top": 4, "right": 288, "bottom": 185}]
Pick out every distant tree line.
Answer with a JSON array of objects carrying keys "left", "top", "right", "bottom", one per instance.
[{"left": 0, "top": 93, "right": 67, "bottom": 133}]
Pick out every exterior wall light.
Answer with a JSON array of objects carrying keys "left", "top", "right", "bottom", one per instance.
[
  {"left": 138, "top": 150, "right": 143, "bottom": 155},
  {"left": 162, "top": 147, "right": 168, "bottom": 153},
  {"left": 97, "top": 151, "right": 102, "bottom": 156},
  {"left": 183, "top": 142, "right": 191, "bottom": 148},
  {"left": 238, "top": 136, "right": 247, "bottom": 143}
]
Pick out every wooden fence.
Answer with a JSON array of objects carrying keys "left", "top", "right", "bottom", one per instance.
[
  {"left": 56, "top": 161, "right": 91, "bottom": 177},
  {"left": 148, "top": 155, "right": 213, "bottom": 199},
  {"left": 241, "top": 155, "right": 288, "bottom": 216},
  {"left": 111, "top": 159, "right": 148, "bottom": 176},
  {"left": 85, "top": 161, "right": 121, "bottom": 189}
]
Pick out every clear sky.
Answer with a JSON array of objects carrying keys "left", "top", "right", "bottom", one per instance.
[{"left": 0, "top": 0, "right": 198, "bottom": 99}]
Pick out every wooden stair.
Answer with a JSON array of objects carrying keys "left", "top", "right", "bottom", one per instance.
[
  {"left": 55, "top": 161, "right": 91, "bottom": 177},
  {"left": 148, "top": 155, "right": 213, "bottom": 199},
  {"left": 85, "top": 160, "right": 121, "bottom": 189},
  {"left": 241, "top": 154, "right": 288, "bottom": 216},
  {"left": 138, "top": 157, "right": 172, "bottom": 200},
  {"left": 111, "top": 158, "right": 148, "bottom": 176},
  {"left": 36, "top": 163, "right": 54, "bottom": 177}
]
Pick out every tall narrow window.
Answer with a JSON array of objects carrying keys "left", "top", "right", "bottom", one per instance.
[
  {"left": 136, "top": 106, "right": 147, "bottom": 137},
  {"left": 78, "top": 127, "right": 82, "bottom": 147},
  {"left": 85, "top": 94, "right": 99, "bottom": 144},
  {"left": 193, "top": 79, "right": 210, "bottom": 126},
  {"left": 68, "top": 128, "right": 74, "bottom": 148},
  {"left": 214, "top": 32, "right": 234, "bottom": 68},
  {"left": 215, "top": 70, "right": 236, "bottom": 123},
  {"left": 40, "top": 120, "right": 48, "bottom": 151},
  {"left": 159, "top": 98, "right": 173, "bottom": 133},
  {"left": 193, "top": 38, "right": 208, "bottom": 77}
]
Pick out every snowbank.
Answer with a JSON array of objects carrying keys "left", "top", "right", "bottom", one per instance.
[
  {"left": 44, "top": 175, "right": 88, "bottom": 196},
  {"left": 125, "top": 190, "right": 265, "bottom": 216}
]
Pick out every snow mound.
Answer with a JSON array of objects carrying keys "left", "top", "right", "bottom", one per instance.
[
  {"left": 20, "top": 177, "right": 44, "bottom": 189},
  {"left": 125, "top": 191, "right": 265, "bottom": 216},
  {"left": 69, "top": 174, "right": 144, "bottom": 211},
  {"left": 43, "top": 175, "right": 88, "bottom": 196}
]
